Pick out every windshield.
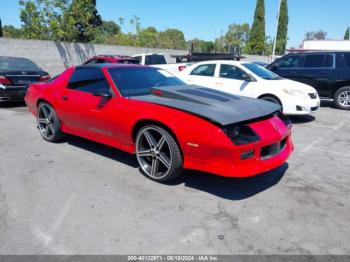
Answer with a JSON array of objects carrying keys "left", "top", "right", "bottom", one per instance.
[
  {"left": 0, "top": 57, "right": 41, "bottom": 72},
  {"left": 108, "top": 67, "right": 185, "bottom": 97},
  {"left": 242, "top": 63, "right": 281, "bottom": 80}
]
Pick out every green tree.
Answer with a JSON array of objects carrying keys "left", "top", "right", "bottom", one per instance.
[
  {"left": 344, "top": 27, "right": 350, "bottom": 40},
  {"left": 190, "top": 39, "right": 215, "bottom": 52},
  {"left": 248, "top": 0, "right": 266, "bottom": 54},
  {"left": 93, "top": 20, "right": 120, "bottom": 44},
  {"left": 275, "top": 0, "right": 289, "bottom": 55},
  {"left": 62, "top": 0, "right": 102, "bottom": 42},
  {"left": 2, "top": 25, "right": 23, "bottom": 38},
  {"left": 159, "top": 29, "right": 186, "bottom": 49},
  {"left": 305, "top": 30, "right": 327, "bottom": 40},
  {"left": 138, "top": 27, "right": 159, "bottom": 47},
  {"left": 19, "top": 0, "right": 47, "bottom": 39}
]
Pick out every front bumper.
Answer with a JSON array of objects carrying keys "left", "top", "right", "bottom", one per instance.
[
  {"left": 0, "top": 85, "right": 28, "bottom": 102},
  {"left": 283, "top": 96, "right": 320, "bottom": 115},
  {"left": 184, "top": 116, "right": 294, "bottom": 178}
]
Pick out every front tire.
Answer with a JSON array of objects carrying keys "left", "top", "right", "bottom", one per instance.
[
  {"left": 260, "top": 95, "right": 281, "bottom": 106},
  {"left": 334, "top": 87, "right": 350, "bottom": 110},
  {"left": 37, "top": 102, "right": 65, "bottom": 142},
  {"left": 135, "top": 125, "right": 183, "bottom": 182}
]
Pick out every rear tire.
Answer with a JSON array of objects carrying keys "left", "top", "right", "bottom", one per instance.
[
  {"left": 334, "top": 86, "right": 350, "bottom": 110},
  {"left": 37, "top": 102, "right": 65, "bottom": 142},
  {"left": 135, "top": 125, "right": 183, "bottom": 182}
]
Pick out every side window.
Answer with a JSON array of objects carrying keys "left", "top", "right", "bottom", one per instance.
[
  {"left": 324, "top": 54, "right": 334, "bottom": 68},
  {"left": 220, "top": 64, "right": 248, "bottom": 80},
  {"left": 190, "top": 64, "right": 216, "bottom": 77},
  {"left": 133, "top": 56, "right": 142, "bottom": 64},
  {"left": 276, "top": 56, "right": 302, "bottom": 68},
  {"left": 303, "top": 54, "right": 326, "bottom": 68},
  {"left": 67, "top": 68, "right": 110, "bottom": 94},
  {"left": 343, "top": 53, "right": 350, "bottom": 68}
]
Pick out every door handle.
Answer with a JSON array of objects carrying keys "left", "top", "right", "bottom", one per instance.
[
  {"left": 62, "top": 95, "right": 69, "bottom": 101},
  {"left": 215, "top": 82, "right": 223, "bottom": 85}
]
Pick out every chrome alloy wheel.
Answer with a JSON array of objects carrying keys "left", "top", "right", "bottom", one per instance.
[
  {"left": 38, "top": 104, "right": 56, "bottom": 140},
  {"left": 136, "top": 127, "right": 173, "bottom": 179},
  {"left": 338, "top": 91, "right": 350, "bottom": 107}
]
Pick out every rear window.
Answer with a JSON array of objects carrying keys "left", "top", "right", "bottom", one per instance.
[
  {"left": 145, "top": 55, "right": 166, "bottom": 65},
  {"left": 0, "top": 57, "right": 41, "bottom": 72},
  {"left": 108, "top": 67, "right": 184, "bottom": 96},
  {"left": 118, "top": 59, "right": 139, "bottom": 64}
]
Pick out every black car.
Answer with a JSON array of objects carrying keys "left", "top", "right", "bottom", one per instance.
[
  {"left": 0, "top": 56, "right": 50, "bottom": 102},
  {"left": 267, "top": 51, "right": 350, "bottom": 110}
]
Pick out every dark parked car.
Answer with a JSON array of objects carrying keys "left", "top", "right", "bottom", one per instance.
[
  {"left": 267, "top": 51, "right": 350, "bottom": 110},
  {"left": 0, "top": 56, "right": 50, "bottom": 102}
]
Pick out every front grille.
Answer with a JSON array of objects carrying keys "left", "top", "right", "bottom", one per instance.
[
  {"left": 260, "top": 137, "right": 288, "bottom": 160},
  {"left": 308, "top": 93, "right": 317, "bottom": 99},
  {"left": 311, "top": 106, "right": 319, "bottom": 111}
]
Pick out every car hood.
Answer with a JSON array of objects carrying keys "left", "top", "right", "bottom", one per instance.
[
  {"left": 130, "top": 85, "right": 280, "bottom": 126},
  {"left": 264, "top": 78, "right": 317, "bottom": 93}
]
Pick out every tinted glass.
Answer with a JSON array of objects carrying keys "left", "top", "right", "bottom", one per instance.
[
  {"left": 108, "top": 67, "right": 184, "bottom": 96},
  {"left": 343, "top": 53, "right": 350, "bottom": 68},
  {"left": 0, "top": 57, "right": 41, "bottom": 72},
  {"left": 276, "top": 56, "right": 302, "bottom": 68},
  {"left": 118, "top": 59, "right": 139, "bottom": 64},
  {"left": 145, "top": 55, "right": 166, "bottom": 65},
  {"left": 133, "top": 56, "right": 142, "bottom": 63},
  {"left": 191, "top": 64, "right": 216, "bottom": 77},
  {"left": 324, "top": 54, "right": 334, "bottom": 67},
  {"left": 303, "top": 55, "right": 326, "bottom": 68},
  {"left": 220, "top": 64, "right": 248, "bottom": 80},
  {"left": 67, "top": 68, "right": 110, "bottom": 94},
  {"left": 243, "top": 63, "right": 281, "bottom": 80}
]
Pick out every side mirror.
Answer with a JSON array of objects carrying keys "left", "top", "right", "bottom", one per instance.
[{"left": 92, "top": 88, "right": 112, "bottom": 99}]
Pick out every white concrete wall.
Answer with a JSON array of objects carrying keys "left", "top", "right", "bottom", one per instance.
[
  {"left": 0, "top": 38, "right": 272, "bottom": 75},
  {"left": 0, "top": 38, "right": 188, "bottom": 75}
]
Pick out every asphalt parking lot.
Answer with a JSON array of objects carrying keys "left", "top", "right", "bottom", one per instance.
[{"left": 0, "top": 102, "right": 349, "bottom": 255}]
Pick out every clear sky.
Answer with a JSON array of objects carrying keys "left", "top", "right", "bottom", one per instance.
[{"left": 0, "top": 0, "right": 349, "bottom": 48}]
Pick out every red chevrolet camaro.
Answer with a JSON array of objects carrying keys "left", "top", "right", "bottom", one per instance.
[{"left": 25, "top": 64, "right": 294, "bottom": 182}]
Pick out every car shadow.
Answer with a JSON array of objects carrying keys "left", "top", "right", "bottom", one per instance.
[
  {"left": 167, "top": 163, "right": 288, "bottom": 200},
  {"left": 0, "top": 101, "right": 27, "bottom": 108},
  {"left": 66, "top": 135, "right": 139, "bottom": 168},
  {"left": 289, "top": 115, "right": 315, "bottom": 124},
  {"left": 320, "top": 100, "right": 338, "bottom": 109},
  {"left": 63, "top": 135, "right": 288, "bottom": 200}
]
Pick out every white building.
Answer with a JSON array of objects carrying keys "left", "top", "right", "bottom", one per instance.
[{"left": 301, "top": 40, "right": 350, "bottom": 51}]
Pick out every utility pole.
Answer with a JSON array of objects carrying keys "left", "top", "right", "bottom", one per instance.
[
  {"left": 0, "top": 18, "right": 3, "bottom": 37},
  {"left": 272, "top": 0, "right": 282, "bottom": 62}
]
